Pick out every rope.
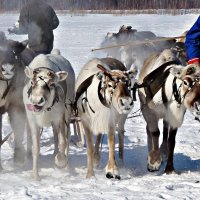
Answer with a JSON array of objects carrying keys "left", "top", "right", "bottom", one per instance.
[
  {"left": 0, "top": 132, "right": 12, "bottom": 146},
  {"left": 91, "top": 35, "right": 186, "bottom": 52},
  {"left": 127, "top": 108, "right": 142, "bottom": 119}
]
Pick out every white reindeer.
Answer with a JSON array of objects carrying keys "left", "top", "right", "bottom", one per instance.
[
  {"left": 23, "top": 52, "right": 75, "bottom": 180},
  {"left": 75, "top": 57, "right": 137, "bottom": 179}
]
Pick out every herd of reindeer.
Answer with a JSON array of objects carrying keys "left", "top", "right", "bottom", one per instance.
[{"left": 0, "top": 25, "right": 200, "bottom": 181}]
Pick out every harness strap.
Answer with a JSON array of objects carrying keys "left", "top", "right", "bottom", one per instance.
[
  {"left": 81, "top": 90, "right": 95, "bottom": 113},
  {"left": 131, "top": 82, "right": 147, "bottom": 101},
  {"left": 2, "top": 80, "right": 11, "bottom": 99},
  {"left": 143, "top": 60, "right": 180, "bottom": 102},
  {"left": 98, "top": 81, "right": 110, "bottom": 108},
  {"left": 27, "top": 85, "right": 32, "bottom": 98},
  {"left": 161, "top": 81, "right": 168, "bottom": 103},
  {"left": 74, "top": 75, "right": 95, "bottom": 106},
  {"left": 172, "top": 77, "right": 182, "bottom": 104},
  {"left": 46, "top": 95, "right": 59, "bottom": 111}
]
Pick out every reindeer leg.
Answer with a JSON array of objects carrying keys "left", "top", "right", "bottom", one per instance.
[
  {"left": 8, "top": 107, "right": 26, "bottom": 166},
  {"left": 147, "top": 123, "right": 162, "bottom": 172},
  {"left": 164, "top": 127, "right": 177, "bottom": 174},
  {"left": 54, "top": 115, "right": 68, "bottom": 168},
  {"left": 118, "top": 115, "right": 126, "bottom": 163},
  {"left": 160, "top": 120, "right": 169, "bottom": 161},
  {"left": 52, "top": 123, "right": 59, "bottom": 156},
  {"left": 77, "top": 119, "right": 85, "bottom": 147},
  {"left": 106, "top": 127, "right": 120, "bottom": 180},
  {"left": 82, "top": 122, "right": 94, "bottom": 178},
  {"left": 29, "top": 122, "right": 40, "bottom": 180},
  {"left": 26, "top": 122, "right": 32, "bottom": 159},
  {"left": 146, "top": 124, "right": 152, "bottom": 152},
  {"left": 94, "top": 133, "right": 102, "bottom": 168},
  {"left": 0, "top": 115, "right": 2, "bottom": 170}
]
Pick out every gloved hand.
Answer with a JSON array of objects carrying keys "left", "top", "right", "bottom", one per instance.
[
  {"left": 8, "top": 27, "right": 19, "bottom": 34},
  {"left": 8, "top": 21, "right": 20, "bottom": 34}
]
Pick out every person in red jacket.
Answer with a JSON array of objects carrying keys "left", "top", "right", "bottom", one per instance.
[
  {"left": 8, "top": 0, "right": 59, "bottom": 55},
  {"left": 185, "top": 16, "right": 200, "bottom": 66}
]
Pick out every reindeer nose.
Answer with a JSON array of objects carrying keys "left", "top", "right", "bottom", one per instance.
[
  {"left": 38, "top": 97, "right": 45, "bottom": 106},
  {"left": 119, "top": 97, "right": 133, "bottom": 107},
  {"left": 31, "top": 96, "right": 45, "bottom": 106}
]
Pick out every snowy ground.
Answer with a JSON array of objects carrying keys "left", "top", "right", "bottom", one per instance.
[{"left": 0, "top": 13, "right": 200, "bottom": 200}]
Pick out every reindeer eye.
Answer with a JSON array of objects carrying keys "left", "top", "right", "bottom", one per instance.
[
  {"left": 49, "top": 82, "right": 55, "bottom": 87},
  {"left": 108, "top": 83, "right": 113, "bottom": 88},
  {"left": 183, "top": 80, "right": 189, "bottom": 86}
]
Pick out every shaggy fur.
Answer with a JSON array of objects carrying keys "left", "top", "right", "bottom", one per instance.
[{"left": 0, "top": 40, "right": 35, "bottom": 169}]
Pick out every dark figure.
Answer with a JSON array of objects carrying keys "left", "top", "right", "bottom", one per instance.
[
  {"left": 0, "top": 31, "right": 6, "bottom": 42},
  {"left": 8, "top": 0, "right": 59, "bottom": 55},
  {"left": 185, "top": 16, "right": 200, "bottom": 66}
]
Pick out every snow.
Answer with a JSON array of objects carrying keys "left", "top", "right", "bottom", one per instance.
[{"left": 0, "top": 13, "right": 200, "bottom": 200}]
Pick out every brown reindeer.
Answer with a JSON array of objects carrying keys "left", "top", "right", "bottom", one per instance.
[
  {"left": 0, "top": 40, "right": 35, "bottom": 168},
  {"left": 138, "top": 49, "right": 200, "bottom": 173}
]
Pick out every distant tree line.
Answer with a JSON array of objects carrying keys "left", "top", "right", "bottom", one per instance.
[{"left": 0, "top": 0, "right": 200, "bottom": 11}]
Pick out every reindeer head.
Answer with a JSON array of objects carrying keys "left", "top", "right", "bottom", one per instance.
[
  {"left": 96, "top": 64, "right": 137, "bottom": 114},
  {"left": 25, "top": 67, "right": 68, "bottom": 112},
  {"left": 0, "top": 40, "right": 27, "bottom": 80},
  {"left": 170, "top": 64, "right": 200, "bottom": 118}
]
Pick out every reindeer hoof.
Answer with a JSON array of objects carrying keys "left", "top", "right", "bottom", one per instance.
[
  {"left": 86, "top": 171, "right": 95, "bottom": 179},
  {"left": 14, "top": 148, "right": 25, "bottom": 166},
  {"left": 147, "top": 151, "right": 162, "bottom": 172},
  {"left": 106, "top": 172, "right": 114, "bottom": 179},
  {"left": 106, "top": 172, "right": 121, "bottom": 180},
  {"left": 115, "top": 175, "right": 121, "bottom": 180},
  {"left": 93, "top": 155, "right": 100, "bottom": 168},
  {"left": 31, "top": 172, "right": 41, "bottom": 181},
  {"left": 55, "top": 153, "right": 67, "bottom": 168},
  {"left": 147, "top": 163, "right": 160, "bottom": 172},
  {"left": 164, "top": 166, "right": 177, "bottom": 174}
]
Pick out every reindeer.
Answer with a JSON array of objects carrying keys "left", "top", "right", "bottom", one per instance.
[
  {"left": 75, "top": 57, "right": 137, "bottom": 179},
  {"left": 101, "top": 26, "right": 186, "bottom": 70},
  {"left": 0, "top": 39, "right": 35, "bottom": 169},
  {"left": 23, "top": 53, "right": 75, "bottom": 180},
  {"left": 138, "top": 48, "right": 200, "bottom": 173}
]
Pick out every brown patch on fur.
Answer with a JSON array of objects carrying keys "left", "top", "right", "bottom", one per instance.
[
  {"left": 139, "top": 53, "right": 159, "bottom": 82},
  {"left": 100, "top": 57, "right": 127, "bottom": 71}
]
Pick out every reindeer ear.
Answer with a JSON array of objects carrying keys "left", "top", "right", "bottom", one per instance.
[
  {"left": 96, "top": 71, "right": 104, "bottom": 80},
  {"left": 169, "top": 65, "right": 183, "bottom": 79},
  {"left": 127, "top": 65, "right": 138, "bottom": 78},
  {"left": 170, "top": 64, "right": 198, "bottom": 79},
  {"left": 186, "top": 65, "right": 197, "bottom": 75},
  {"left": 55, "top": 71, "right": 68, "bottom": 82},
  {"left": 8, "top": 40, "right": 27, "bottom": 55},
  {"left": 24, "top": 66, "right": 34, "bottom": 79}
]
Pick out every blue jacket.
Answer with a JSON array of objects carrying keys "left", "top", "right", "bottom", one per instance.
[{"left": 185, "top": 16, "right": 200, "bottom": 61}]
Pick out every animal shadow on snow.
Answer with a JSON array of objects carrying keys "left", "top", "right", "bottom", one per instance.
[
  {"left": 68, "top": 133, "right": 150, "bottom": 178},
  {"left": 173, "top": 153, "right": 200, "bottom": 173}
]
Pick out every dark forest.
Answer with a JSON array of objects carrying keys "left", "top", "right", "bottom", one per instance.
[{"left": 0, "top": 0, "right": 200, "bottom": 11}]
